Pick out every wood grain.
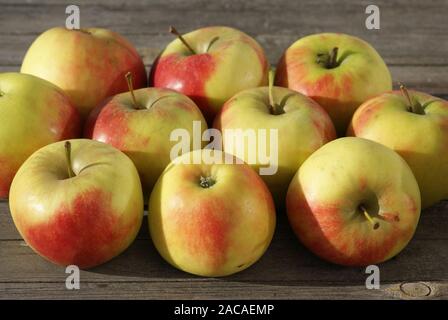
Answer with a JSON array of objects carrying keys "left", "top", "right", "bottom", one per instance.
[
  {"left": 0, "top": 202, "right": 448, "bottom": 298},
  {"left": 0, "top": 0, "right": 447, "bottom": 65},
  {"left": 1, "top": 281, "right": 447, "bottom": 299}
]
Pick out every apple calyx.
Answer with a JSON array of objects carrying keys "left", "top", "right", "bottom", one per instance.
[
  {"left": 268, "top": 69, "right": 284, "bottom": 115},
  {"left": 199, "top": 176, "right": 215, "bottom": 188},
  {"left": 317, "top": 47, "right": 339, "bottom": 69},
  {"left": 64, "top": 141, "right": 76, "bottom": 179},
  {"left": 359, "top": 205, "right": 379, "bottom": 230},
  {"left": 169, "top": 26, "right": 196, "bottom": 55},
  {"left": 125, "top": 72, "right": 142, "bottom": 110},
  {"left": 399, "top": 84, "right": 425, "bottom": 115}
]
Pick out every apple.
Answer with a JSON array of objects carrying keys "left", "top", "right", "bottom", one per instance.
[
  {"left": 214, "top": 71, "right": 336, "bottom": 204},
  {"left": 85, "top": 72, "right": 208, "bottom": 196},
  {"left": 21, "top": 27, "right": 147, "bottom": 118},
  {"left": 348, "top": 86, "right": 448, "bottom": 209},
  {"left": 286, "top": 137, "right": 421, "bottom": 266},
  {"left": 149, "top": 149, "right": 276, "bottom": 277},
  {"left": 9, "top": 139, "right": 144, "bottom": 269},
  {"left": 275, "top": 33, "right": 392, "bottom": 135},
  {"left": 0, "top": 72, "right": 80, "bottom": 199},
  {"left": 150, "top": 26, "right": 269, "bottom": 122}
]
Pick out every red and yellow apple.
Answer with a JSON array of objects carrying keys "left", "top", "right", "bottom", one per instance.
[
  {"left": 287, "top": 137, "right": 421, "bottom": 266},
  {"left": 150, "top": 26, "right": 269, "bottom": 122},
  {"left": 85, "top": 83, "right": 207, "bottom": 196},
  {"left": 0, "top": 72, "right": 80, "bottom": 199},
  {"left": 214, "top": 78, "right": 336, "bottom": 204},
  {"left": 348, "top": 88, "right": 448, "bottom": 208},
  {"left": 21, "top": 27, "right": 147, "bottom": 118},
  {"left": 149, "top": 149, "right": 276, "bottom": 277},
  {"left": 275, "top": 33, "right": 392, "bottom": 135},
  {"left": 9, "top": 139, "right": 143, "bottom": 269}
]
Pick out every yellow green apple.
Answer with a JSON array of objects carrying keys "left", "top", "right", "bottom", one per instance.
[
  {"left": 9, "top": 139, "right": 143, "bottom": 269},
  {"left": 214, "top": 72, "right": 336, "bottom": 205},
  {"left": 149, "top": 149, "right": 276, "bottom": 277},
  {"left": 287, "top": 137, "right": 421, "bottom": 266},
  {"left": 348, "top": 87, "right": 448, "bottom": 209},
  {"left": 275, "top": 33, "right": 392, "bottom": 135},
  {"left": 21, "top": 27, "right": 147, "bottom": 118},
  {"left": 85, "top": 75, "right": 207, "bottom": 196},
  {"left": 0, "top": 72, "right": 80, "bottom": 199},
  {"left": 150, "top": 26, "right": 269, "bottom": 122}
]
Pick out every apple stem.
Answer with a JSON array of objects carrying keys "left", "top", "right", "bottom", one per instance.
[
  {"left": 268, "top": 69, "right": 276, "bottom": 112},
  {"left": 360, "top": 205, "right": 379, "bottom": 230},
  {"left": 149, "top": 95, "right": 172, "bottom": 109},
  {"left": 78, "top": 29, "right": 91, "bottom": 35},
  {"left": 268, "top": 68, "right": 283, "bottom": 115},
  {"left": 206, "top": 36, "right": 220, "bottom": 52},
  {"left": 64, "top": 141, "right": 75, "bottom": 179},
  {"left": 169, "top": 26, "right": 196, "bottom": 55},
  {"left": 125, "top": 72, "right": 139, "bottom": 109},
  {"left": 327, "top": 47, "right": 339, "bottom": 68},
  {"left": 399, "top": 83, "right": 424, "bottom": 115}
]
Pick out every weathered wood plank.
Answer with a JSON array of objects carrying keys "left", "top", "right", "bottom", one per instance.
[
  {"left": 1, "top": 281, "right": 447, "bottom": 299},
  {"left": 1, "top": 212, "right": 447, "bottom": 284},
  {"left": 0, "top": 0, "right": 447, "bottom": 65},
  {"left": 0, "top": 237, "right": 445, "bottom": 284}
]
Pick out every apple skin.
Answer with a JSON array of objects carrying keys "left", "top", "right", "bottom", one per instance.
[
  {"left": 214, "top": 86, "right": 336, "bottom": 205},
  {"left": 85, "top": 87, "right": 208, "bottom": 196},
  {"left": 287, "top": 137, "right": 420, "bottom": 266},
  {"left": 150, "top": 26, "right": 269, "bottom": 122},
  {"left": 21, "top": 27, "right": 147, "bottom": 118},
  {"left": 347, "top": 90, "right": 448, "bottom": 209},
  {"left": 0, "top": 73, "right": 80, "bottom": 199},
  {"left": 9, "top": 139, "right": 144, "bottom": 269},
  {"left": 149, "top": 149, "right": 276, "bottom": 277},
  {"left": 275, "top": 33, "right": 392, "bottom": 135}
]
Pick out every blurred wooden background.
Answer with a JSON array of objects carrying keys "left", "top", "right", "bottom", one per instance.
[{"left": 0, "top": 0, "right": 447, "bottom": 299}]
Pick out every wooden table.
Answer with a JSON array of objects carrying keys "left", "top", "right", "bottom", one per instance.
[{"left": 0, "top": 0, "right": 447, "bottom": 300}]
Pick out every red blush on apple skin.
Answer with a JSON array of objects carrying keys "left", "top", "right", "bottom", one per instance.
[
  {"left": 89, "top": 102, "right": 131, "bottom": 150},
  {"left": 21, "top": 188, "right": 137, "bottom": 269},
  {"left": 151, "top": 53, "right": 216, "bottom": 121},
  {"left": 288, "top": 192, "right": 412, "bottom": 266},
  {"left": 168, "top": 193, "right": 230, "bottom": 271},
  {"left": 0, "top": 158, "right": 15, "bottom": 198}
]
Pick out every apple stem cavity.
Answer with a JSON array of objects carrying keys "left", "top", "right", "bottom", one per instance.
[
  {"left": 169, "top": 26, "right": 196, "bottom": 55},
  {"left": 317, "top": 47, "right": 339, "bottom": 69},
  {"left": 360, "top": 205, "right": 379, "bottom": 230},
  {"left": 64, "top": 141, "right": 75, "bottom": 179},
  {"left": 125, "top": 72, "right": 141, "bottom": 110},
  {"left": 199, "top": 176, "right": 215, "bottom": 188},
  {"left": 399, "top": 84, "right": 425, "bottom": 115}
]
